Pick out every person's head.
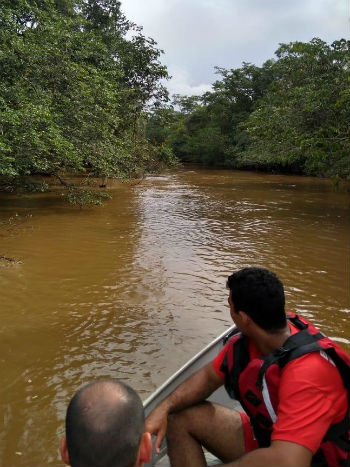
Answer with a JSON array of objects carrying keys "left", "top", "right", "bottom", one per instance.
[
  {"left": 60, "top": 379, "right": 152, "bottom": 467},
  {"left": 226, "top": 266, "right": 286, "bottom": 333}
]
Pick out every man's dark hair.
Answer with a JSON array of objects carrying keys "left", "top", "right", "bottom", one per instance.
[
  {"left": 65, "top": 379, "right": 145, "bottom": 467},
  {"left": 227, "top": 267, "right": 286, "bottom": 332}
]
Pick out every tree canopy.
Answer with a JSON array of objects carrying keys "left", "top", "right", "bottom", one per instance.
[
  {"left": 0, "top": 0, "right": 175, "bottom": 204},
  {"left": 147, "top": 38, "right": 349, "bottom": 179},
  {"left": 1, "top": 8, "right": 348, "bottom": 199}
]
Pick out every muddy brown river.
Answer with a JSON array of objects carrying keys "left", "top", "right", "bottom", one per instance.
[{"left": 0, "top": 167, "right": 349, "bottom": 466}]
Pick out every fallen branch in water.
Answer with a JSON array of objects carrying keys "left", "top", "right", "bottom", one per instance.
[
  {"left": 0, "top": 254, "right": 22, "bottom": 265},
  {"left": 52, "top": 172, "right": 111, "bottom": 206}
]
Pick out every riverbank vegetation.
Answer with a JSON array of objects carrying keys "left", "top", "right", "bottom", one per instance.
[
  {"left": 0, "top": 0, "right": 176, "bottom": 204},
  {"left": 1, "top": 3, "right": 348, "bottom": 206},
  {"left": 147, "top": 38, "right": 349, "bottom": 179}
]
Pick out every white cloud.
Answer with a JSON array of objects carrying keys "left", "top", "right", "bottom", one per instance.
[
  {"left": 121, "top": 0, "right": 349, "bottom": 96},
  {"left": 166, "top": 65, "right": 212, "bottom": 97}
]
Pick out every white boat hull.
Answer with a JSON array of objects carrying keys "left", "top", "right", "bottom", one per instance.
[{"left": 144, "top": 325, "right": 241, "bottom": 465}]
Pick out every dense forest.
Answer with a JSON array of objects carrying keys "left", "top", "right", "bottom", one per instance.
[
  {"left": 0, "top": 0, "right": 176, "bottom": 204},
  {"left": 1, "top": 2, "right": 349, "bottom": 206},
  {"left": 147, "top": 38, "right": 350, "bottom": 179}
]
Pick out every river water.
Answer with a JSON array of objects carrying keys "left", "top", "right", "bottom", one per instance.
[{"left": 0, "top": 167, "right": 349, "bottom": 466}]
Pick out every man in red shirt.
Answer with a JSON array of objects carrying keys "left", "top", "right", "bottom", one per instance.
[{"left": 145, "top": 267, "right": 349, "bottom": 467}]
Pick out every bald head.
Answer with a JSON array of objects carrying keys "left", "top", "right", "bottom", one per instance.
[{"left": 65, "top": 379, "right": 145, "bottom": 467}]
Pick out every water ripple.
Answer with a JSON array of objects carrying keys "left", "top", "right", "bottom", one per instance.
[{"left": 0, "top": 169, "right": 348, "bottom": 466}]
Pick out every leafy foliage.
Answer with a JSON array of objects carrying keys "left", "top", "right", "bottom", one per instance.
[
  {"left": 147, "top": 38, "right": 350, "bottom": 179},
  {"left": 244, "top": 39, "right": 350, "bottom": 177},
  {"left": 0, "top": 0, "right": 173, "bottom": 203}
]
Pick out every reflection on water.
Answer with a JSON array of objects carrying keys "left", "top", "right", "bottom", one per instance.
[{"left": 0, "top": 168, "right": 349, "bottom": 466}]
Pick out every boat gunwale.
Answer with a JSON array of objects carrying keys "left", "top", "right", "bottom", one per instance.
[{"left": 143, "top": 324, "right": 236, "bottom": 408}]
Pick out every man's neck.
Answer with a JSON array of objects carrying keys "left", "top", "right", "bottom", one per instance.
[{"left": 250, "top": 324, "right": 291, "bottom": 356}]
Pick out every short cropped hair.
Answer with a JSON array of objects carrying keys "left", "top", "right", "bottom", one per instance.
[
  {"left": 66, "top": 379, "right": 145, "bottom": 467},
  {"left": 227, "top": 267, "right": 286, "bottom": 332}
]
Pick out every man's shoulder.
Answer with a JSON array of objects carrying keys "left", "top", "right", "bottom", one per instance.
[{"left": 281, "top": 350, "right": 345, "bottom": 391}]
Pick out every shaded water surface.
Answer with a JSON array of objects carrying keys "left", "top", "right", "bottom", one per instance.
[{"left": 0, "top": 168, "right": 349, "bottom": 466}]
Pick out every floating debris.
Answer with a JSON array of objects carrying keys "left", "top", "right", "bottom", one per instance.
[{"left": 0, "top": 255, "right": 22, "bottom": 267}]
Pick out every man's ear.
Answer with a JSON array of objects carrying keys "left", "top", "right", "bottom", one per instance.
[
  {"left": 239, "top": 310, "right": 251, "bottom": 325},
  {"left": 60, "top": 437, "right": 70, "bottom": 466},
  {"left": 136, "top": 431, "right": 152, "bottom": 466}
]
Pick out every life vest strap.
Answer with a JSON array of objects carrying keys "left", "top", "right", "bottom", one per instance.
[
  {"left": 223, "top": 327, "right": 240, "bottom": 344},
  {"left": 323, "top": 418, "right": 350, "bottom": 451},
  {"left": 287, "top": 313, "right": 308, "bottom": 329},
  {"left": 256, "top": 329, "right": 323, "bottom": 389}
]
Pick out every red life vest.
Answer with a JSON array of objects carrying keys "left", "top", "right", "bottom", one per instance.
[{"left": 220, "top": 313, "right": 350, "bottom": 467}]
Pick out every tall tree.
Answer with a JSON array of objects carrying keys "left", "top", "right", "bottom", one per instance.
[
  {"left": 0, "top": 0, "right": 171, "bottom": 204},
  {"left": 149, "top": 62, "right": 274, "bottom": 166},
  {"left": 150, "top": 38, "right": 349, "bottom": 178},
  {"left": 242, "top": 38, "right": 350, "bottom": 176}
]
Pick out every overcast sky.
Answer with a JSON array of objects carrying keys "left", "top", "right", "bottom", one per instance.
[{"left": 121, "top": 0, "right": 349, "bottom": 97}]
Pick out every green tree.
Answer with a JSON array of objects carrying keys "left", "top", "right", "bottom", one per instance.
[
  {"left": 242, "top": 38, "right": 350, "bottom": 177},
  {"left": 203, "top": 62, "right": 275, "bottom": 164},
  {"left": 0, "top": 0, "right": 171, "bottom": 204},
  {"left": 147, "top": 38, "right": 349, "bottom": 178},
  {"left": 152, "top": 62, "right": 274, "bottom": 166}
]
